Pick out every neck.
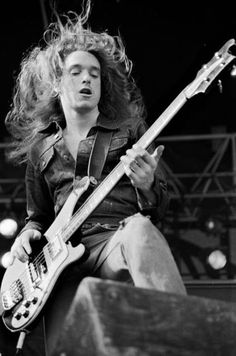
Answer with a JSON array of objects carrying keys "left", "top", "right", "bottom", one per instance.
[{"left": 64, "top": 107, "right": 99, "bottom": 136}]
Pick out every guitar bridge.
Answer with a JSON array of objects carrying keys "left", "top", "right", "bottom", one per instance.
[{"left": 2, "top": 279, "right": 23, "bottom": 310}]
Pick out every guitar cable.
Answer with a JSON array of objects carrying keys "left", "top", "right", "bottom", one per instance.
[{"left": 15, "top": 331, "right": 27, "bottom": 355}]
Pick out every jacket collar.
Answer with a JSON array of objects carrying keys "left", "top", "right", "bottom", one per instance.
[
  {"left": 35, "top": 113, "right": 120, "bottom": 157},
  {"left": 96, "top": 113, "right": 120, "bottom": 130},
  {"left": 39, "top": 113, "right": 120, "bottom": 134}
]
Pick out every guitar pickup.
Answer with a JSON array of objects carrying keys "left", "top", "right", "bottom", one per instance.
[
  {"left": 2, "top": 279, "right": 23, "bottom": 310},
  {"left": 28, "top": 259, "right": 47, "bottom": 286}
]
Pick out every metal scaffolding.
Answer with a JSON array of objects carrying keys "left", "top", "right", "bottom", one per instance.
[
  {"left": 158, "top": 132, "right": 236, "bottom": 226},
  {"left": 1, "top": 133, "right": 236, "bottom": 278},
  {"left": 1, "top": 132, "right": 236, "bottom": 221}
]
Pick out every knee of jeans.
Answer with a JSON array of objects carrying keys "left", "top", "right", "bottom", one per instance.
[
  {"left": 120, "top": 213, "right": 149, "bottom": 229},
  {"left": 119, "top": 212, "right": 142, "bottom": 229},
  {"left": 121, "top": 214, "right": 163, "bottom": 250}
]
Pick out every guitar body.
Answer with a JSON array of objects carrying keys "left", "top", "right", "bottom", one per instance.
[
  {"left": 0, "top": 177, "right": 89, "bottom": 332},
  {"left": 1, "top": 39, "right": 235, "bottom": 333},
  {"left": 1, "top": 242, "right": 85, "bottom": 332}
]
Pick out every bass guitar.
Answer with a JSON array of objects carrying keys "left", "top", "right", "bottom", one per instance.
[{"left": 1, "top": 38, "right": 235, "bottom": 332}]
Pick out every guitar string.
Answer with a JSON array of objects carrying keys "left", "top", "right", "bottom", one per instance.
[
  {"left": 9, "top": 242, "right": 55, "bottom": 297},
  {"left": 8, "top": 226, "right": 69, "bottom": 301},
  {"left": 8, "top": 243, "right": 54, "bottom": 299}
]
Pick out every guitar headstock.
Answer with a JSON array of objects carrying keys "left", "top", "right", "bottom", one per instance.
[{"left": 185, "top": 39, "right": 236, "bottom": 98}]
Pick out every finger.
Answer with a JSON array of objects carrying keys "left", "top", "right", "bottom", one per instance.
[
  {"left": 16, "top": 243, "right": 30, "bottom": 261},
  {"left": 13, "top": 235, "right": 31, "bottom": 259},
  {"left": 125, "top": 146, "right": 147, "bottom": 163},
  {"left": 11, "top": 245, "right": 28, "bottom": 263},
  {"left": 121, "top": 155, "right": 143, "bottom": 176},
  {"left": 152, "top": 145, "right": 165, "bottom": 161},
  {"left": 32, "top": 230, "right": 41, "bottom": 240},
  {"left": 135, "top": 152, "right": 156, "bottom": 171},
  {"left": 19, "top": 230, "right": 41, "bottom": 255},
  {"left": 121, "top": 158, "right": 140, "bottom": 179},
  {"left": 15, "top": 234, "right": 32, "bottom": 256},
  {"left": 122, "top": 161, "right": 133, "bottom": 176},
  {"left": 21, "top": 238, "right": 32, "bottom": 255},
  {"left": 130, "top": 159, "right": 143, "bottom": 173},
  {"left": 120, "top": 154, "right": 131, "bottom": 165},
  {"left": 8, "top": 252, "right": 15, "bottom": 266},
  {"left": 123, "top": 147, "right": 145, "bottom": 170},
  {"left": 131, "top": 145, "right": 158, "bottom": 170},
  {"left": 122, "top": 147, "right": 156, "bottom": 175}
]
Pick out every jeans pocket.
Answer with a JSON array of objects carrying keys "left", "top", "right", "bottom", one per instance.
[{"left": 82, "top": 223, "right": 118, "bottom": 236}]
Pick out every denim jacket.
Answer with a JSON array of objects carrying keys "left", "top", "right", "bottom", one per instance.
[{"left": 21, "top": 114, "right": 169, "bottom": 235}]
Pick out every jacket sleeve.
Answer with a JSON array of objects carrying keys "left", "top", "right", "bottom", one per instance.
[
  {"left": 132, "top": 118, "right": 170, "bottom": 222},
  {"left": 18, "top": 159, "right": 55, "bottom": 236}
]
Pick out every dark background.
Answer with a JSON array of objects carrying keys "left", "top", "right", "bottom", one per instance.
[
  {"left": 1, "top": 1, "right": 236, "bottom": 354},
  {"left": 1, "top": 0, "right": 236, "bottom": 139}
]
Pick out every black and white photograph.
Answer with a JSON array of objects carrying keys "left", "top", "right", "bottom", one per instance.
[{"left": 0, "top": 1, "right": 236, "bottom": 355}]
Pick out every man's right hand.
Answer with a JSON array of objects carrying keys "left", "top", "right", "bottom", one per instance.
[{"left": 9, "top": 229, "right": 42, "bottom": 264}]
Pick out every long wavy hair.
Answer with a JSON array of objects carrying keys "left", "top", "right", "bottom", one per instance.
[{"left": 5, "top": 0, "right": 146, "bottom": 164}]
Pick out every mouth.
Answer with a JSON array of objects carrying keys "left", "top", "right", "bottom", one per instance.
[{"left": 79, "top": 88, "right": 92, "bottom": 96}]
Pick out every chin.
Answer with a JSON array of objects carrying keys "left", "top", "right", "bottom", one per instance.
[{"left": 76, "top": 104, "right": 95, "bottom": 113}]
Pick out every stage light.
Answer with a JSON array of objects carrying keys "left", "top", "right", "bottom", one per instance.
[
  {"left": 207, "top": 249, "right": 227, "bottom": 270},
  {"left": 206, "top": 218, "right": 215, "bottom": 231},
  {"left": 0, "top": 217, "right": 18, "bottom": 238},
  {"left": 203, "top": 216, "right": 223, "bottom": 235},
  {"left": 0, "top": 251, "right": 12, "bottom": 269}
]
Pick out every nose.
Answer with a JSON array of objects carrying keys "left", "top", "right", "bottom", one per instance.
[{"left": 82, "top": 70, "right": 91, "bottom": 84}]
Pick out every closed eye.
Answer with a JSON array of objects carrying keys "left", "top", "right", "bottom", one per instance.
[
  {"left": 70, "top": 70, "right": 81, "bottom": 76},
  {"left": 90, "top": 69, "right": 100, "bottom": 78}
]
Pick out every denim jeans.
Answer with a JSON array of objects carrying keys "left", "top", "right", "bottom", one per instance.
[
  {"left": 43, "top": 213, "right": 186, "bottom": 355},
  {"left": 93, "top": 213, "right": 186, "bottom": 295}
]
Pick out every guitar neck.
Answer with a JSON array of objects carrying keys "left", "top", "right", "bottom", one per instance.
[{"left": 137, "top": 91, "right": 187, "bottom": 149}]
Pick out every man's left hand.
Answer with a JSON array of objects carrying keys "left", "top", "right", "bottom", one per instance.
[{"left": 121, "top": 144, "right": 164, "bottom": 191}]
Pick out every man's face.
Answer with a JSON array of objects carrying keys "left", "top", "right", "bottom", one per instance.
[{"left": 59, "top": 50, "right": 101, "bottom": 114}]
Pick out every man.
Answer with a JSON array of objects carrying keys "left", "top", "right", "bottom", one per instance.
[{"left": 5, "top": 1, "right": 186, "bottom": 353}]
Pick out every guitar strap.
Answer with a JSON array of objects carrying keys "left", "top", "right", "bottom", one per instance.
[{"left": 87, "top": 129, "right": 113, "bottom": 181}]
